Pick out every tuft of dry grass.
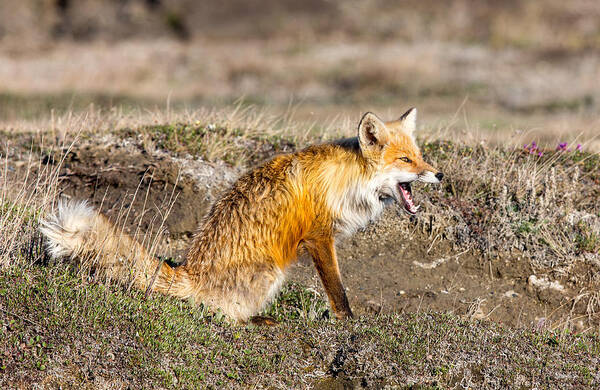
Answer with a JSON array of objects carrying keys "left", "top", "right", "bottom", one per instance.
[
  {"left": 420, "top": 140, "right": 600, "bottom": 269},
  {"left": 0, "top": 141, "right": 62, "bottom": 268}
]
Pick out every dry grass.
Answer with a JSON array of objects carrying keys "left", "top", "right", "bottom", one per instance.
[
  {"left": 2, "top": 39, "right": 599, "bottom": 155},
  {"left": 424, "top": 141, "right": 599, "bottom": 266},
  {"left": 1, "top": 1, "right": 599, "bottom": 148},
  {"left": 0, "top": 105, "right": 599, "bottom": 387},
  {"left": 0, "top": 142, "right": 62, "bottom": 268}
]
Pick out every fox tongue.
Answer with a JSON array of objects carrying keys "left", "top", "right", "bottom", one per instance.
[{"left": 398, "top": 183, "right": 418, "bottom": 215}]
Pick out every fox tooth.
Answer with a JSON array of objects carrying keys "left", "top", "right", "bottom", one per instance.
[{"left": 415, "top": 205, "right": 421, "bottom": 211}]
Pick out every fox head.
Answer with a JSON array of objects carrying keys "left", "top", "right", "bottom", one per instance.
[{"left": 357, "top": 108, "right": 443, "bottom": 215}]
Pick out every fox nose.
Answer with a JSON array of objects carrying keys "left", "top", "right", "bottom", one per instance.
[{"left": 435, "top": 172, "right": 444, "bottom": 181}]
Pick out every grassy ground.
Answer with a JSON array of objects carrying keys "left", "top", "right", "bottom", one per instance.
[
  {"left": 0, "top": 107, "right": 599, "bottom": 388},
  {"left": 2, "top": 2, "right": 599, "bottom": 387},
  {"left": 2, "top": 264, "right": 599, "bottom": 389}
]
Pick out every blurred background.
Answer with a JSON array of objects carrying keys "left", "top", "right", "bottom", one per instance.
[{"left": 1, "top": 0, "right": 599, "bottom": 146}]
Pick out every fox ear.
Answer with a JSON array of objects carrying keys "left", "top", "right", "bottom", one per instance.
[
  {"left": 358, "top": 112, "right": 389, "bottom": 151},
  {"left": 398, "top": 107, "right": 417, "bottom": 134}
]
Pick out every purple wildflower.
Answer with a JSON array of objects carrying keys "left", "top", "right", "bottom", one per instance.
[
  {"left": 523, "top": 141, "right": 544, "bottom": 156},
  {"left": 576, "top": 144, "right": 582, "bottom": 151},
  {"left": 556, "top": 142, "right": 568, "bottom": 152}
]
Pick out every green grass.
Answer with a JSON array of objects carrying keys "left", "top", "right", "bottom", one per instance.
[
  {"left": 576, "top": 221, "right": 600, "bottom": 254},
  {"left": 1, "top": 263, "right": 599, "bottom": 388}
]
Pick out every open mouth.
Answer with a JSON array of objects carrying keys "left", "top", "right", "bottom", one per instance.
[{"left": 398, "top": 183, "right": 419, "bottom": 215}]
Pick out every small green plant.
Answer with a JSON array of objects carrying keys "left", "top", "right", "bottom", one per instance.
[
  {"left": 575, "top": 222, "right": 600, "bottom": 254},
  {"left": 515, "top": 220, "right": 538, "bottom": 235}
]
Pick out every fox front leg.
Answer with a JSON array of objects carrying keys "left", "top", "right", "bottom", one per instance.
[{"left": 305, "top": 237, "right": 353, "bottom": 319}]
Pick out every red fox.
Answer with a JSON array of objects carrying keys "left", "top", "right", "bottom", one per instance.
[{"left": 41, "top": 109, "right": 442, "bottom": 322}]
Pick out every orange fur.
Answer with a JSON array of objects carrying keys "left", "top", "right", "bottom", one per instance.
[{"left": 41, "top": 109, "right": 442, "bottom": 322}]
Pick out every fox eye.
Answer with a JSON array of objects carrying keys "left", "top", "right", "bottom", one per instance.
[{"left": 398, "top": 157, "right": 412, "bottom": 163}]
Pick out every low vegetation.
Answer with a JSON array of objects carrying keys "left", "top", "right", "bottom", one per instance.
[
  {"left": 2, "top": 264, "right": 599, "bottom": 388},
  {"left": 1, "top": 108, "right": 599, "bottom": 388}
]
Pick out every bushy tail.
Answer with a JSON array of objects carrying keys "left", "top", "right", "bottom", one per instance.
[{"left": 40, "top": 199, "right": 192, "bottom": 298}]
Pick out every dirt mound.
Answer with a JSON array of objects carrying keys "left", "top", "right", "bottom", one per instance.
[
  {"left": 51, "top": 139, "right": 238, "bottom": 244},
  {"left": 44, "top": 140, "right": 594, "bottom": 330}
]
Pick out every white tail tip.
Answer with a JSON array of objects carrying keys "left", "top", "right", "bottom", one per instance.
[{"left": 40, "top": 199, "right": 96, "bottom": 260}]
